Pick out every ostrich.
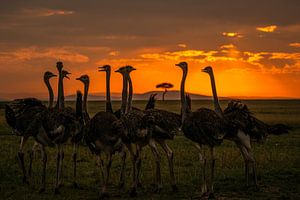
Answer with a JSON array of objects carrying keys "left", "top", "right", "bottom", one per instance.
[
  {"left": 202, "top": 65, "right": 290, "bottom": 187},
  {"left": 116, "top": 66, "right": 162, "bottom": 196},
  {"left": 175, "top": 62, "right": 227, "bottom": 197},
  {"left": 84, "top": 68, "right": 126, "bottom": 199},
  {"left": 5, "top": 71, "right": 57, "bottom": 185}
]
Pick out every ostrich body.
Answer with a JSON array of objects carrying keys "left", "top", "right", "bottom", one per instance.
[
  {"left": 175, "top": 62, "right": 226, "bottom": 197},
  {"left": 84, "top": 66, "right": 126, "bottom": 199},
  {"left": 5, "top": 71, "right": 57, "bottom": 185}
]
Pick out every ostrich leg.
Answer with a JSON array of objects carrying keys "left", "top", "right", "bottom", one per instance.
[
  {"left": 125, "top": 143, "right": 138, "bottom": 197},
  {"left": 58, "top": 145, "right": 65, "bottom": 188},
  {"left": 96, "top": 154, "right": 105, "bottom": 181},
  {"left": 39, "top": 144, "right": 47, "bottom": 193},
  {"left": 18, "top": 136, "right": 29, "bottom": 184},
  {"left": 118, "top": 145, "right": 127, "bottom": 189},
  {"left": 209, "top": 147, "right": 216, "bottom": 198},
  {"left": 136, "top": 144, "right": 143, "bottom": 188},
  {"left": 28, "top": 141, "right": 39, "bottom": 177},
  {"left": 149, "top": 139, "right": 162, "bottom": 193},
  {"left": 194, "top": 143, "right": 208, "bottom": 196},
  {"left": 72, "top": 143, "right": 79, "bottom": 188},
  {"left": 54, "top": 144, "right": 62, "bottom": 194},
  {"left": 157, "top": 139, "right": 178, "bottom": 192},
  {"left": 100, "top": 153, "right": 112, "bottom": 199}
]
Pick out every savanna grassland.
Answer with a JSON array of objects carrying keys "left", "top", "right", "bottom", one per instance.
[{"left": 0, "top": 100, "right": 299, "bottom": 200}]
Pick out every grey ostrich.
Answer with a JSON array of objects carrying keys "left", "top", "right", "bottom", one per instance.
[
  {"left": 5, "top": 71, "right": 57, "bottom": 185},
  {"left": 84, "top": 68, "right": 126, "bottom": 199},
  {"left": 175, "top": 62, "right": 227, "bottom": 197},
  {"left": 202, "top": 65, "right": 290, "bottom": 187}
]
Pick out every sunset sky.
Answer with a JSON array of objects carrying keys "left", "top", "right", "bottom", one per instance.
[{"left": 0, "top": 0, "right": 299, "bottom": 99}]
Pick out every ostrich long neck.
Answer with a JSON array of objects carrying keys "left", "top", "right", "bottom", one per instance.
[
  {"left": 180, "top": 68, "right": 190, "bottom": 124},
  {"left": 55, "top": 68, "right": 64, "bottom": 110},
  {"left": 105, "top": 70, "right": 113, "bottom": 113},
  {"left": 126, "top": 73, "right": 133, "bottom": 113},
  {"left": 209, "top": 71, "right": 223, "bottom": 117},
  {"left": 44, "top": 78, "right": 54, "bottom": 109},
  {"left": 120, "top": 73, "right": 128, "bottom": 116},
  {"left": 83, "top": 81, "right": 89, "bottom": 114}
]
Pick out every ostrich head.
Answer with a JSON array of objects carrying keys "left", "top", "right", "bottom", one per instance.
[
  {"left": 175, "top": 62, "right": 188, "bottom": 71},
  {"left": 98, "top": 65, "right": 111, "bottom": 72},
  {"left": 62, "top": 70, "right": 71, "bottom": 79},
  {"left": 56, "top": 61, "right": 63, "bottom": 71},
  {"left": 125, "top": 65, "right": 136, "bottom": 74},
  {"left": 115, "top": 66, "right": 127, "bottom": 74},
  {"left": 44, "top": 71, "right": 57, "bottom": 81},
  {"left": 201, "top": 66, "right": 213, "bottom": 74},
  {"left": 76, "top": 75, "right": 90, "bottom": 84}
]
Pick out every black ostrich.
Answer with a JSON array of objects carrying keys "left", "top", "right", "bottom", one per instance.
[
  {"left": 5, "top": 71, "right": 57, "bottom": 186},
  {"left": 115, "top": 66, "right": 159, "bottom": 197},
  {"left": 83, "top": 66, "right": 126, "bottom": 199},
  {"left": 202, "top": 64, "right": 290, "bottom": 187},
  {"left": 175, "top": 62, "right": 227, "bottom": 197}
]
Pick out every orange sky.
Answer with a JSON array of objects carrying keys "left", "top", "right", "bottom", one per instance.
[{"left": 0, "top": 1, "right": 299, "bottom": 99}]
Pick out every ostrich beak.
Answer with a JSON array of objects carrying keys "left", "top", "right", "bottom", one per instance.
[
  {"left": 115, "top": 69, "right": 120, "bottom": 73},
  {"left": 65, "top": 72, "right": 71, "bottom": 79},
  {"left": 175, "top": 63, "right": 180, "bottom": 67},
  {"left": 76, "top": 77, "right": 81, "bottom": 81},
  {"left": 98, "top": 66, "right": 106, "bottom": 71},
  {"left": 52, "top": 74, "right": 57, "bottom": 77},
  {"left": 201, "top": 69, "right": 207, "bottom": 72},
  {"left": 132, "top": 68, "right": 136, "bottom": 71}
]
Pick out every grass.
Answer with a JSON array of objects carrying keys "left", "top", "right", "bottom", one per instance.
[{"left": 0, "top": 100, "right": 299, "bottom": 199}]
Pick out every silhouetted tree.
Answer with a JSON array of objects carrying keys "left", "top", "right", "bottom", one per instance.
[{"left": 156, "top": 82, "right": 174, "bottom": 101}]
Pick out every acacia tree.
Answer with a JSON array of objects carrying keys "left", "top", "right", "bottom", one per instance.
[{"left": 156, "top": 82, "right": 174, "bottom": 101}]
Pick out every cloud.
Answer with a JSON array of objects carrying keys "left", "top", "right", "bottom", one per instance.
[
  {"left": 289, "top": 42, "right": 300, "bottom": 47},
  {"left": 222, "top": 32, "right": 243, "bottom": 38},
  {"left": 256, "top": 25, "right": 277, "bottom": 32},
  {"left": 178, "top": 44, "right": 187, "bottom": 48},
  {"left": 0, "top": 46, "right": 89, "bottom": 63},
  {"left": 108, "top": 51, "right": 120, "bottom": 56},
  {"left": 22, "top": 8, "right": 74, "bottom": 17}
]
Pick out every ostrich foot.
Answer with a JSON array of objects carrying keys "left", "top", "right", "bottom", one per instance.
[
  {"left": 73, "top": 182, "right": 79, "bottom": 189},
  {"left": 99, "top": 192, "right": 109, "bottom": 200},
  {"left": 54, "top": 187, "right": 60, "bottom": 195},
  {"left": 208, "top": 192, "right": 216, "bottom": 199},
  {"left": 118, "top": 182, "right": 125, "bottom": 190},
  {"left": 137, "top": 182, "right": 143, "bottom": 188},
  {"left": 129, "top": 187, "right": 137, "bottom": 197},
  {"left": 22, "top": 176, "right": 30, "bottom": 185},
  {"left": 153, "top": 185, "right": 162, "bottom": 193},
  {"left": 38, "top": 187, "right": 45, "bottom": 194},
  {"left": 171, "top": 184, "right": 179, "bottom": 193}
]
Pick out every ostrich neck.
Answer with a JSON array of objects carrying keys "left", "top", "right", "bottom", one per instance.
[
  {"left": 180, "top": 68, "right": 190, "bottom": 123},
  {"left": 105, "top": 70, "right": 113, "bottom": 113},
  {"left": 44, "top": 78, "right": 54, "bottom": 109},
  {"left": 55, "top": 68, "right": 64, "bottom": 110},
  {"left": 83, "top": 82, "right": 89, "bottom": 113},
  {"left": 120, "top": 73, "right": 128, "bottom": 116},
  {"left": 126, "top": 73, "right": 133, "bottom": 113},
  {"left": 209, "top": 72, "right": 223, "bottom": 117}
]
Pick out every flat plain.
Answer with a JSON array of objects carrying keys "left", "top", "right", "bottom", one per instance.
[{"left": 0, "top": 100, "right": 299, "bottom": 200}]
